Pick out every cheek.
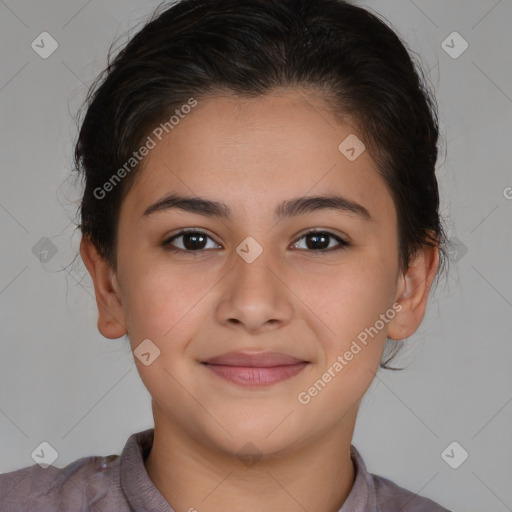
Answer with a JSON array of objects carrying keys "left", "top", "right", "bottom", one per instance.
[
  {"left": 295, "top": 261, "right": 396, "bottom": 414},
  {"left": 119, "top": 255, "right": 213, "bottom": 343},
  {"left": 302, "top": 252, "right": 397, "bottom": 346}
]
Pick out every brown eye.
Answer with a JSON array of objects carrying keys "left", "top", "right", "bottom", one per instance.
[
  {"left": 163, "top": 230, "right": 220, "bottom": 252},
  {"left": 292, "top": 230, "right": 349, "bottom": 252}
]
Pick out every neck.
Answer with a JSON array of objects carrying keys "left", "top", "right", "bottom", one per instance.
[{"left": 144, "top": 402, "right": 358, "bottom": 512}]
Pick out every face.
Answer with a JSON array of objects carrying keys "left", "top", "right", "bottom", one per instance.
[{"left": 86, "top": 88, "right": 427, "bottom": 457}]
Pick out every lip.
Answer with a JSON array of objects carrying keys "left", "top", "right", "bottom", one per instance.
[
  {"left": 203, "top": 351, "right": 306, "bottom": 367},
  {"left": 201, "top": 351, "right": 309, "bottom": 387}
]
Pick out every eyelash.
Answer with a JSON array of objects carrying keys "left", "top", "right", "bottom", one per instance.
[{"left": 162, "top": 228, "right": 350, "bottom": 255}]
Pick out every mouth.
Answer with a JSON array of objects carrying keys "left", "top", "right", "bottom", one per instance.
[{"left": 201, "top": 351, "right": 310, "bottom": 387}]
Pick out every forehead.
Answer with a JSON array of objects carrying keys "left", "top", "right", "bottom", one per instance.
[{"left": 122, "top": 88, "right": 396, "bottom": 225}]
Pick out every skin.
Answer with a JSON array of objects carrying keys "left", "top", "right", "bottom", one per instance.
[{"left": 81, "top": 88, "right": 439, "bottom": 512}]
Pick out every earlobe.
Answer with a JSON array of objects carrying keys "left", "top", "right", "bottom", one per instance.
[
  {"left": 80, "top": 235, "right": 127, "bottom": 339},
  {"left": 387, "top": 245, "right": 439, "bottom": 341}
]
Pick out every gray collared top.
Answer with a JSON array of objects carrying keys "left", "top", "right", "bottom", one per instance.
[{"left": 0, "top": 428, "right": 451, "bottom": 511}]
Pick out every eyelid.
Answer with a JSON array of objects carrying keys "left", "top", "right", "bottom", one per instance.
[
  {"left": 291, "top": 228, "right": 350, "bottom": 251},
  {"left": 163, "top": 227, "right": 222, "bottom": 248},
  {"left": 168, "top": 227, "right": 218, "bottom": 240},
  {"left": 293, "top": 227, "right": 349, "bottom": 244}
]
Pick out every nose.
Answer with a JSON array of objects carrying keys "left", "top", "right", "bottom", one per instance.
[{"left": 215, "top": 244, "right": 294, "bottom": 334}]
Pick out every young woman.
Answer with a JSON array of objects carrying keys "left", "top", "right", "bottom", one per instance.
[{"left": 0, "top": 0, "right": 451, "bottom": 510}]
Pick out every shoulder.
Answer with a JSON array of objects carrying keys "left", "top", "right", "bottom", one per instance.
[
  {"left": 371, "top": 473, "right": 452, "bottom": 512},
  {"left": 0, "top": 453, "right": 126, "bottom": 512},
  {"left": 348, "top": 445, "right": 452, "bottom": 512}
]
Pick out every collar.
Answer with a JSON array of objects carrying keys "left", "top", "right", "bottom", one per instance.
[{"left": 120, "top": 428, "right": 377, "bottom": 512}]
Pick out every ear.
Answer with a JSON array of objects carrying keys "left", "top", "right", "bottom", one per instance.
[
  {"left": 80, "top": 235, "right": 127, "bottom": 339},
  {"left": 387, "top": 244, "right": 439, "bottom": 341}
]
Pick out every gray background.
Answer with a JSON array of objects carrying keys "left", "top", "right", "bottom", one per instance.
[{"left": 1, "top": 1, "right": 511, "bottom": 510}]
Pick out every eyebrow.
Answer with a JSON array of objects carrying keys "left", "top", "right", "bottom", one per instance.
[{"left": 142, "top": 192, "right": 372, "bottom": 222}]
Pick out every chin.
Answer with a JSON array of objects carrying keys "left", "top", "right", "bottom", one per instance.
[{"left": 199, "top": 409, "right": 308, "bottom": 458}]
